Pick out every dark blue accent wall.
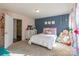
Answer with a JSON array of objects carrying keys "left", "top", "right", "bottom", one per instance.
[{"left": 35, "top": 14, "right": 69, "bottom": 36}]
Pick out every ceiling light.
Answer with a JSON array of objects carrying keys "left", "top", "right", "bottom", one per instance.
[{"left": 35, "top": 9, "right": 40, "bottom": 13}]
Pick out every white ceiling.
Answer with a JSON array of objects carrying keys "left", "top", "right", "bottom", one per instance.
[{"left": 0, "top": 3, "right": 74, "bottom": 19}]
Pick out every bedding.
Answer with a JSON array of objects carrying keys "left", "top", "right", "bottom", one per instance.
[{"left": 28, "top": 34, "right": 57, "bottom": 49}]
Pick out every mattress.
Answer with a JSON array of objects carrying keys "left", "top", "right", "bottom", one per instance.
[{"left": 28, "top": 34, "right": 57, "bottom": 49}]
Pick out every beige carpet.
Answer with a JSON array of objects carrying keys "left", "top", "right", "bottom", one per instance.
[{"left": 8, "top": 40, "right": 72, "bottom": 56}]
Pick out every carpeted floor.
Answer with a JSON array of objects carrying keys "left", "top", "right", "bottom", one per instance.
[{"left": 8, "top": 40, "right": 73, "bottom": 56}]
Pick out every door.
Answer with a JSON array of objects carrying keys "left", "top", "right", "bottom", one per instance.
[
  {"left": 16, "top": 20, "right": 22, "bottom": 41},
  {"left": 4, "top": 14, "right": 13, "bottom": 48}
]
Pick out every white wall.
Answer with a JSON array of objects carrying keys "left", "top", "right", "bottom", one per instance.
[
  {"left": 7, "top": 11, "right": 35, "bottom": 41},
  {"left": 0, "top": 9, "right": 35, "bottom": 41},
  {"left": 28, "top": 18, "right": 35, "bottom": 26}
]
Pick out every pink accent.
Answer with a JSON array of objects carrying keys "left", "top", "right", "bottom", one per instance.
[
  {"left": 74, "top": 28, "right": 79, "bottom": 35},
  {"left": 76, "top": 47, "right": 79, "bottom": 51}
]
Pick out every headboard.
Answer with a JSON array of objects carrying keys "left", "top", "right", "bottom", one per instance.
[{"left": 43, "top": 27, "right": 57, "bottom": 35}]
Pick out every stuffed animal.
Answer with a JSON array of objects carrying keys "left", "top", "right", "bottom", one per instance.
[{"left": 57, "top": 29, "right": 73, "bottom": 46}]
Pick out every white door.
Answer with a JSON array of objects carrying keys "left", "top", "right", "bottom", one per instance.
[{"left": 4, "top": 14, "right": 13, "bottom": 48}]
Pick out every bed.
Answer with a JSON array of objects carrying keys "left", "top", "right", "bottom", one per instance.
[{"left": 28, "top": 28, "right": 57, "bottom": 49}]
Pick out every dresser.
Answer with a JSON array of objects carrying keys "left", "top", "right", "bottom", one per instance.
[{"left": 26, "top": 29, "right": 37, "bottom": 39}]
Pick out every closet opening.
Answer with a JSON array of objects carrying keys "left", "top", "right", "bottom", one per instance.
[{"left": 13, "top": 19, "right": 22, "bottom": 43}]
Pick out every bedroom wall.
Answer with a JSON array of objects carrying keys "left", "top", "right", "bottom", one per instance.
[
  {"left": 35, "top": 14, "right": 69, "bottom": 36},
  {"left": 0, "top": 9, "right": 35, "bottom": 41}
]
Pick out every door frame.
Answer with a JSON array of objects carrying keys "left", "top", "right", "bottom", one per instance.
[{"left": 13, "top": 18, "right": 22, "bottom": 42}]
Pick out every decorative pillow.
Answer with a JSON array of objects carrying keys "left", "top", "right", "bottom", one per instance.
[{"left": 43, "top": 28, "right": 57, "bottom": 35}]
